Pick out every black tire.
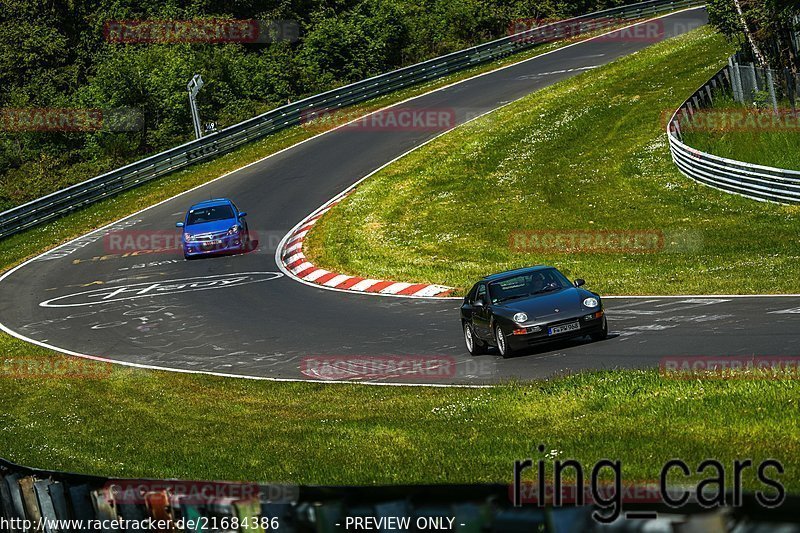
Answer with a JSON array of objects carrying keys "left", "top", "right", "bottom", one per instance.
[
  {"left": 590, "top": 316, "right": 608, "bottom": 341},
  {"left": 463, "top": 322, "right": 487, "bottom": 356},
  {"left": 495, "top": 324, "right": 514, "bottom": 359}
]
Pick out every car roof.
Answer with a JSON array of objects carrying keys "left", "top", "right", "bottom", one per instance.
[
  {"left": 480, "top": 265, "right": 551, "bottom": 282},
  {"left": 188, "top": 198, "right": 234, "bottom": 210}
]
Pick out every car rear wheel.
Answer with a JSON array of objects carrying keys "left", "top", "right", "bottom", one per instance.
[
  {"left": 495, "top": 324, "right": 514, "bottom": 359},
  {"left": 590, "top": 316, "right": 608, "bottom": 341},
  {"left": 464, "top": 322, "right": 487, "bottom": 356}
]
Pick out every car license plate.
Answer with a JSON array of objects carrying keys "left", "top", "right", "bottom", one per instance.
[{"left": 548, "top": 321, "right": 580, "bottom": 336}]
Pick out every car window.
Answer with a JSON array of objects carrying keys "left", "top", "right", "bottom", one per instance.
[
  {"left": 466, "top": 284, "right": 477, "bottom": 302},
  {"left": 475, "top": 284, "right": 487, "bottom": 304},
  {"left": 187, "top": 205, "right": 234, "bottom": 225},
  {"left": 489, "top": 269, "right": 571, "bottom": 303}
]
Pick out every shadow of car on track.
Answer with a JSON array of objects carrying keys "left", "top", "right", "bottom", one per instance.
[
  {"left": 477, "top": 331, "right": 620, "bottom": 359},
  {"left": 183, "top": 239, "right": 260, "bottom": 260}
]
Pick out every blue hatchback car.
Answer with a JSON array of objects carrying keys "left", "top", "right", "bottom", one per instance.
[{"left": 176, "top": 198, "right": 250, "bottom": 259}]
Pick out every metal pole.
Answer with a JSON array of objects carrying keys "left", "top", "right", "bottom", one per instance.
[
  {"left": 187, "top": 74, "right": 204, "bottom": 140},
  {"left": 765, "top": 68, "right": 778, "bottom": 113},
  {"left": 747, "top": 63, "right": 758, "bottom": 103},
  {"left": 729, "top": 58, "right": 742, "bottom": 103}
]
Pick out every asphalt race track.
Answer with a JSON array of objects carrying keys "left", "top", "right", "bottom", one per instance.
[{"left": 3, "top": 8, "right": 798, "bottom": 386}]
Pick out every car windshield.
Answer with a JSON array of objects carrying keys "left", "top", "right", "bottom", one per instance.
[
  {"left": 186, "top": 205, "right": 234, "bottom": 225},
  {"left": 488, "top": 268, "right": 571, "bottom": 304}
]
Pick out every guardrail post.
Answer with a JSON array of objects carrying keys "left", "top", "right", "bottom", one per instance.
[
  {"left": 765, "top": 68, "right": 778, "bottom": 113},
  {"left": 748, "top": 63, "right": 759, "bottom": 98},
  {"left": 187, "top": 75, "right": 205, "bottom": 140},
  {"left": 786, "top": 68, "right": 796, "bottom": 111},
  {"left": 728, "top": 59, "right": 742, "bottom": 102}
]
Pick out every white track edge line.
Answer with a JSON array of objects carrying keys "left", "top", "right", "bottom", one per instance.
[{"left": 0, "top": 7, "right": 733, "bottom": 389}]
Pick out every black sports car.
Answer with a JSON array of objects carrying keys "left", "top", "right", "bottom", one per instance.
[{"left": 460, "top": 265, "right": 607, "bottom": 357}]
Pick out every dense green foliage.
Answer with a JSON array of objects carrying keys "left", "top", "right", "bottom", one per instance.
[
  {"left": 706, "top": 0, "right": 799, "bottom": 68},
  {"left": 0, "top": 0, "right": 632, "bottom": 211}
]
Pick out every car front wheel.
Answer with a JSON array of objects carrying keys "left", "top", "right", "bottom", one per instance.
[
  {"left": 495, "top": 324, "right": 514, "bottom": 359},
  {"left": 464, "top": 322, "right": 487, "bottom": 356}
]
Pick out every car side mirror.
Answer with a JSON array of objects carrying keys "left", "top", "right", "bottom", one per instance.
[
  {"left": 473, "top": 299, "right": 485, "bottom": 308},
  {"left": 574, "top": 279, "right": 585, "bottom": 287},
  {"left": 176, "top": 222, "right": 184, "bottom": 228},
  {"left": 238, "top": 212, "right": 247, "bottom": 218}
]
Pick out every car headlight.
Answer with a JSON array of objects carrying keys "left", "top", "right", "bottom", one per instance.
[
  {"left": 513, "top": 312, "right": 528, "bottom": 324},
  {"left": 227, "top": 225, "right": 241, "bottom": 235},
  {"left": 183, "top": 233, "right": 193, "bottom": 242},
  {"left": 583, "top": 297, "right": 599, "bottom": 308}
]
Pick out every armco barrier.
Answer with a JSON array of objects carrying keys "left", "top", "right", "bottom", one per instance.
[
  {"left": 667, "top": 68, "right": 800, "bottom": 204},
  {"left": 0, "top": 0, "right": 704, "bottom": 239}
]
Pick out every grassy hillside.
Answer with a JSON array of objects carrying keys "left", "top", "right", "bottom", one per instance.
[
  {"left": 681, "top": 94, "right": 800, "bottom": 170},
  {"left": 305, "top": 27, "right": 800, "bottom": 295}
]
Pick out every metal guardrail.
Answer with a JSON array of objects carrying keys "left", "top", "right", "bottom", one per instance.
[
  {"left": 667, "top": 68, "right": 800, "bottom": 204},
  {"left": 0, "top": 0, "right": 703, "bottom": 239}
]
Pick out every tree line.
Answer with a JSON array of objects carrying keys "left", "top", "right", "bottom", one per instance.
[
  {"left": 0, "top": 0, "right": 634, "bottom": 210},
  {"left": 707, "top": 0, "right": 800, "bottom": 70}
]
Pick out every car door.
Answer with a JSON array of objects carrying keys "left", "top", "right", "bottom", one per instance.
[{"left": 472, "top": 283, "right": 491, "bottom": 341}]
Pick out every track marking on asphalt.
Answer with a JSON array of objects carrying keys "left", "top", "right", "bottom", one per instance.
[
  {"left": 517, "top": 65, "right": 599, "bottom": 79},
  {"left": 3, "top": 8, "right": 781, "bottom": 388},
  {"left": 34, "top": 219, "right": 142, "bottom": 262},
  {"left": 609, "top": 299, "right": 730, "bottom": 317},
  {"left": 624, "top": 324, "right": 677, "bottom": 331},
  {"left": 653, "top": 298, "right": 729, "bottom": 307},
  {"left": 654, "top": 314, "right": 734, "bottom": 323},
  {"left": 770, "top": 307, "right": 800, "bottom": 314},
  {"left": 39, "top": 272, "right": 283, "bottom": 307}
]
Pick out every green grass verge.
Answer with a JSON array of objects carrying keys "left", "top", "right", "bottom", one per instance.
[
  {"left": 0, "top": 23, "right": 797, "bottom": 491},
  {"left": 1, "top": 349, "right": 798, "bottom": 488},
  {"left": 305, "top": 27, "right": 800, "bottom": 296},
  {"left": 681, "top": 93, "right": 800, "bottom": 170}
]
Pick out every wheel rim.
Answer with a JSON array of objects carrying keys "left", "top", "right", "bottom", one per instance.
[
  {"left": 496, "top": 327, "right": 506, "bottom": 355},
  {"left": 464, "top": 324, "right": 473, "bottom": 352}
]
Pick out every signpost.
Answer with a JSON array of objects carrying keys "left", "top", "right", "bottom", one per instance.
[{"left": 187, "top": 74, "right": 204, "bottom": 139}]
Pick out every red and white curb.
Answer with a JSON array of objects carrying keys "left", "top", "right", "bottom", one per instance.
[{"left": 278, "top": 194, "right": 454, "bottom": 298}]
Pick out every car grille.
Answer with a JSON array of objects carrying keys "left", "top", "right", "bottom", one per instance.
[
  {"left": 193, "top": 231, "right": 227, "bottom": 241},
  {"left": 546, "top": 316, "right": 582, "bottom": 327}
]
